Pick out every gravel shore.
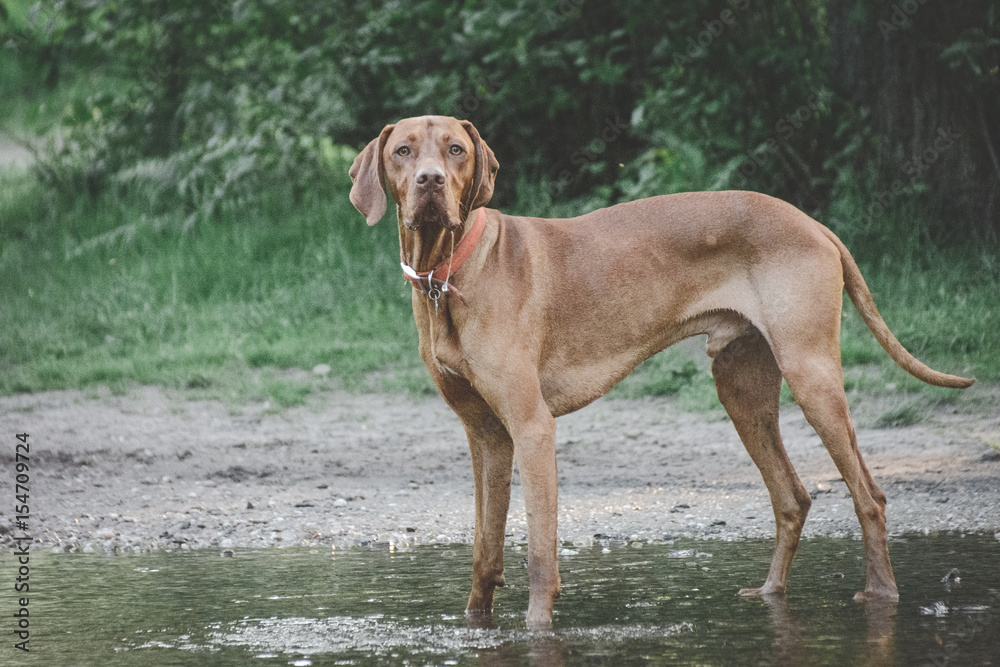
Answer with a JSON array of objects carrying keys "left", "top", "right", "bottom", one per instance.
[{"left": 1, "top": 382, "right": 998, "bottom": 556}]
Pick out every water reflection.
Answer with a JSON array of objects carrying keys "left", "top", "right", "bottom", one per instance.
[
  {"left": 756, "top": 595, "right": 808, "bottom": 667},
  {"left": 862, "top": 600, "right": 898, "bottom": 667},
  {"left": 467, "top": 608, "right": 557, "bottom": 667},
  {"left": 482, "top": 631, "right": 564, "bottom": 667},
  {"left": 0, "top": 534, "right": 996, "bottom": 665},
  {"left": 746, "top": 594, "right": 897, "bottom": 666}
]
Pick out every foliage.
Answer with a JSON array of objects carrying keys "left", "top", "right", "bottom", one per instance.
[
  {"left": 0, "top": 166, "right": 434, "bottom": 398},
  {"left": 3, "top": 0, "right": 358, "bottom": 223},
  {"left": 1, "top": 0, "right": 997, "bottom": 247},
  {"left": 0, "top": 0, "right": 997, "bottom": 400}
]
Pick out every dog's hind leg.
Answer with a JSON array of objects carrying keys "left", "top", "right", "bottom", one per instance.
[
  {"left": 712, "top": 329, "right": 812, "bottom": 596},
  {"left": 777, "top": 348, "right": 898, "bottom": 602}
]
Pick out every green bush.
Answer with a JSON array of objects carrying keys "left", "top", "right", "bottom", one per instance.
[
  {"left": 3, "top": 0, "right": 996, "bottom": 247},
  {"left": 1, "top": 0, "right": 997, "bottom": 400}
]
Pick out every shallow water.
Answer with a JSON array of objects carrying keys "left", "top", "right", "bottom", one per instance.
[{"left": 1, "top": 534, "right": 998, "bottom": 665}]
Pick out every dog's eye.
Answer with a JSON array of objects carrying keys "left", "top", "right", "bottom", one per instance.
[
  {"left": 396, "top": 146, "right": 410, "bottom": 156},
  {"left": 449, "top": 144, "right": 464, "bottom": 156}
]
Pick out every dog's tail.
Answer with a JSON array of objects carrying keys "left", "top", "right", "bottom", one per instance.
[{"left": 819, "top": 226, "right": 975, "bottom": 389}]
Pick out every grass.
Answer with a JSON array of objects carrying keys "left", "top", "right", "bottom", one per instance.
[
  {"left": 840, "top": 251, "right": 998, "bottom": 383},
  {"left": 0, "top": 2, "right": 996, "bottom": 421},
  {"left": 0, "top": 165, "right": 434, "bottom": 402},
  {"left": 873, "top": 404, "right": 925, "bottom": 429},
  {"left": 1, "top": 164, "right": 998, "bottom": 414}
]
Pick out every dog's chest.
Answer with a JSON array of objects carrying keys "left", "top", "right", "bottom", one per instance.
[
  {"left": 430, "top": 326, "right": 466, "bottom": 377},
  {"left": 415, "top": 301, "right": 470, "bottom": 380}
]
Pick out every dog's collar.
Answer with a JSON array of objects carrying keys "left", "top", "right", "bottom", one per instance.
[{"left": 401, "top": 208, "right": 486, "bottom": 305}]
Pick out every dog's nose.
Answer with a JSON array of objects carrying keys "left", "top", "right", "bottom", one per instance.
[{"left": 415, "top": 166, "right": 446, "bottom": 189}]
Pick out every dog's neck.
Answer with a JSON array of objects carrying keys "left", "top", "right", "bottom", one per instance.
[{"left": 398, "top": 209, "right": 475, "bottom": 273}]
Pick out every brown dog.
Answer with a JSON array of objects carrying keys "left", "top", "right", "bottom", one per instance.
[{"left": 349, "top": 115, "right": 973, "bottom": 629}]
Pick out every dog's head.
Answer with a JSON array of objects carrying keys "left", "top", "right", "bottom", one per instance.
[{"left": 349, "top": 116, "right": 499, "bottom": 230}]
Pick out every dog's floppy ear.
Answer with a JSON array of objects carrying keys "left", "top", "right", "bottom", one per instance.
[
  {"left": 460, "top": 120, "right": 499, "bottom": 213},
  {"left": 349, "top": 124, "right": 395, "bottom": 226}
]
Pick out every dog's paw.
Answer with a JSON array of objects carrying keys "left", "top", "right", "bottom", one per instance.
[
  {"left": 525, "top": 604, "right": 554, "bottom": 631},
  {"left": 464, "top": 609, "right": 496, "bottom": 630},
  {"left": 738, "top": 583, "right": 785, "bottom": 597},
  {"left": 853, "top": 588, "right": 899, "bottom": 603}
]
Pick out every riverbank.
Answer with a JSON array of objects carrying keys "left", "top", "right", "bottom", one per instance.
[{"left": 2, "top": 383, "right": 998, "bottom": 556}]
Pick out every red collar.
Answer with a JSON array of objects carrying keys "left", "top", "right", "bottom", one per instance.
[{"left": 401, "top": 208, "right": 486, "bottom": 304}]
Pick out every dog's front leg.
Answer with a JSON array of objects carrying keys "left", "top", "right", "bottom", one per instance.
[
  {"left": 509, "top": 403, "right": 561, "bottom": 630},
  {"left": 435, "top": 379, "right": 516, "bottom": 617},
  {"left": 462, "top": 408, "right": 515, "bottom": 615}
]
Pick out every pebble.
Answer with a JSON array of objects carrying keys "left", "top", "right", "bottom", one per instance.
[
  {"left": 919, "top": 601, "right": 948, "bottom": 617},
  {"left": 15, "top": 390, "right": 1000, "bottom": 558}
]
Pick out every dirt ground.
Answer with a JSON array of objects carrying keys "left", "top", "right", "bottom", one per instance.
[{"left": 1, "top": 376, "right": 998, "bottom": 556}]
